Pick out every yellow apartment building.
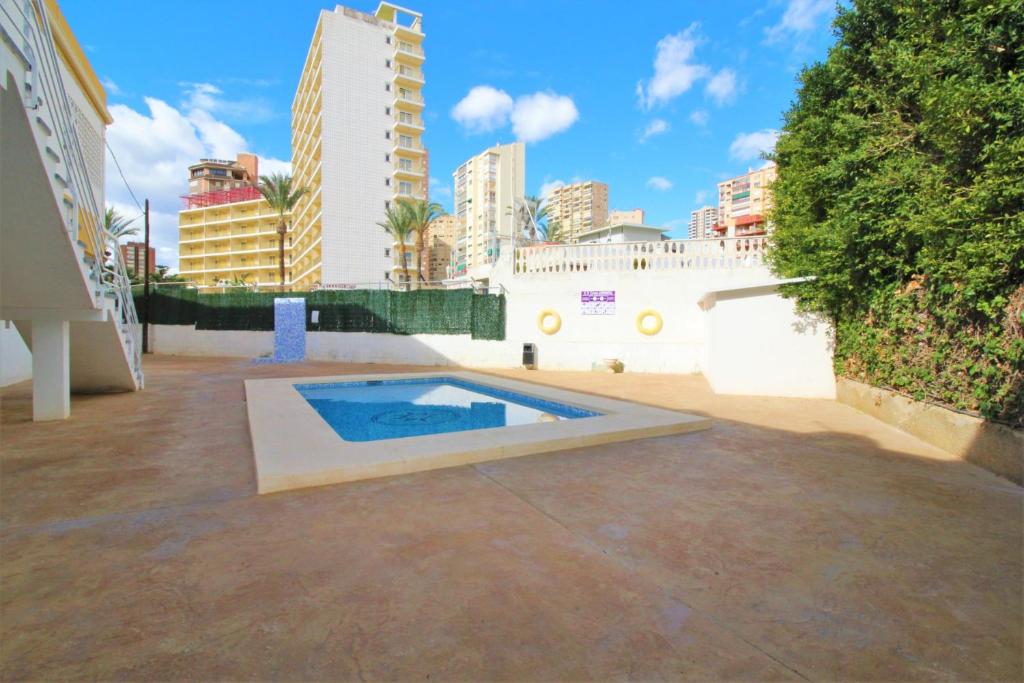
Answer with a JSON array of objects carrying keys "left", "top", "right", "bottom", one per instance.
[
  {"left": 425, "top": 213, "right": 457, "bottom": 281},
  {"left": 546, "top": 180, "right": 609, "bottom": 242},
  {"left": 716, "top": 163, "right": 777, "bottom": 237},
  {"left": 452, "top": 142, "right": 525, "bottom": 277},
  {"left": 177, "top": 183, "right": 291, "bottom": 290},
  {"left": 608, "top": 208, "right": 645, "bottom": 225},
  {"left": 290, "top": 2, "right": 427, "bottom": 291}
]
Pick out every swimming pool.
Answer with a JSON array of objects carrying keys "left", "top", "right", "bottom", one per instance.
[
  {"left": 295, "top": 376, "right": 601, "bottom": 442},
  {"left": 246, "top": 371, "right": 711, "bottom": 494}
]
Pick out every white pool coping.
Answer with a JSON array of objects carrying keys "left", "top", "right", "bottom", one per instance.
[{"left": 245, "top": 371, "right": 712, "bottom": 494}]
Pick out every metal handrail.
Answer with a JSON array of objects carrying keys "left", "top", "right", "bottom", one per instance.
[{"left": 6, "top": 0, "right": 142, "bottom": 377}]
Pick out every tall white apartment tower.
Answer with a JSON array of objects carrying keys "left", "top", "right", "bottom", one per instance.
[
  {"left": 688, "top": 205, "right": 718, "bottom": 239},
  {"left": 290, "top": 3, "right": 427, "bottom": 290},
  {"left": 451, "top": 142, "right": 525, "bottom": 277}
]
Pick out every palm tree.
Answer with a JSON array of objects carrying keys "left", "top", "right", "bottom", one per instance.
[
  {"left": 104, "top": 207, "right": 138, "bottom": 240},
  {"left": 377, "top": 203, "right": 415, "bottom": 287},
  {"left": 509, "top": 195, "right": 548, "bottom": 241},
  {"left": 400, "top": 198, "right": 446, "bottom": 287},
  {"left": 258, "top": 174, "right": 308, "bottom": 287},
  {"left": 540, "top": 220, "right": 565, "bottom": 244}
]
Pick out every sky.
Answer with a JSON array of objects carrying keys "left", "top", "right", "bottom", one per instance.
[{"left": 63, "top": 0, "right": 838, "bottom": 270}]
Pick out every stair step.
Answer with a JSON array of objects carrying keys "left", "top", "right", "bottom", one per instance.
[
  {"left": 45, "top": 146, "right": 61, "bottom": 164},
  {"left": 62, "top": 190, "right": 75, "bottom": 206},
  {"left": 53, "top": 171, "right": 68, "bottom": 189},
  {"left": 34, "top": 115, "right": 52, "bottom": 137}
]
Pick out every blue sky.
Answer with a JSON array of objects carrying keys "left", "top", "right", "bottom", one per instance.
[{"left": 63, "top": 0, "right": 837, "bottom": 268}]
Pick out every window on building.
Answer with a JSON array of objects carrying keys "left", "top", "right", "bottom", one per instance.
[
  {"left": 385, "top": 59, "right": 391, "bottom": 68},
  {"left": 384, "top": 200, "right": 390, "bottom": 209},
  {"left": 385, "top": 130, "right": 391, "bottom": 140},
  {"left": 399, "top": 180, "right": 413, "bottom": 195},
  {"left": 385, "top": 248, "right": 391, "bottom": 257},
  {"left": 385, "top": 153, "right": 390, "bottom": 162},
  {"left": 385, "top": 36, "right": 392, "bottom": 44},
  {"left": 385, "top": 106, "right": 391, "bottom": 116},
  {"left": 385, "top": 178, "right": 391, "bottom": 186},
  {"left": 385, "top": 82, "right": 391, "bottom": 92}
]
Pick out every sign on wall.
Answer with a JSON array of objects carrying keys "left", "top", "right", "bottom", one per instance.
[{"left": 581, "top": 290, "right": 616, "bottom": 315}]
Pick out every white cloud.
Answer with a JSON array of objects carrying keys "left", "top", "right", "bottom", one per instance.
[
  {"left": 646, "top": 176, "right": 674, "bottom": 191},
  {"left": 259, "top": 157, "right": 292, "bottom": 177},
  {"left": 179, "top": 81, "right": 275, "bottom": 124},
  {"left": 104, "top": 90, "right": 289, "bottom": 271},
  {"left": 765, "top": 0, "right": 833, "bottom": 44},
  {"left": 539, "top": 179, "right": 566, "bottom": 199},
  {"left": 705, "top": 68, "right": 738, "bottom": 106},
  {"left": 639, "top": 118, "right": 670, "bottom": 143},
  {"left": 694, "top": 190, "right": 709, "bottom": 205},
  {"left": 451, "top": 85, "right": 514, "bottom": 133},
  {"left": 511, "top": 92, "right": 579, "bottom": 143},
  {"left": 101, "top": 77, "right": 122, "bottom": 96},
  {"left": 729, "top": 129, "right": 780, "bottom": 161},
  {"left": 636, "top": 24, "right": 711, "bottom": 109},
  {"left": 429, "top": 176, "right": 452, "bottom": 199},
  {"left": 453, "top": 87, "right": 579, "bottom": 143},
  {"left": 689, "top": 109, "right": 710, "bottom": 126}
]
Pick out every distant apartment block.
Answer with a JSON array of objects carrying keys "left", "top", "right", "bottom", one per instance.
[
  {"left": 608, "top": 208, "right": 644, "bottom": 225},
  {"left": 545, "top": 180, "right": 608, "bottom": 242},
  {"left": 425, "top": 214, "right": 457, "bottom": 281},
  {"left": 290, "top": 2, "right": 427, "bottom": 289},
  {"left": 716, "top": 164, "right": 777, "bottom": 237},
  {"left": 121, "top": 241, "right": 155, "bottom": 275},
  {"left": 452, "top": 141, "right": 524, "bottom": 277},
  {"left": 178, "top": 154, "right": 293, "bottom": 289},
  {"left": 688, "top": 205, "right": 718, "bottom": 240},
  {"left": 188, "top": 154, "right": 258, "bottom": 195}
]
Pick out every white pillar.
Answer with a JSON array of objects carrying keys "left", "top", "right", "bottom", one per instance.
[{"left": 31, "top": 319, "right": 70, "bottom": 421}]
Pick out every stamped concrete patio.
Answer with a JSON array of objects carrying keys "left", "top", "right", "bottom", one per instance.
[{"left": 1, "top": 355, "right": 1021, "bottom": 681}]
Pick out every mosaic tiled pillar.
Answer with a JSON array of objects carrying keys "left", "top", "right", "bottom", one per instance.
[{"left": 273, "top": 298, "right": 306, "bottom": 363}]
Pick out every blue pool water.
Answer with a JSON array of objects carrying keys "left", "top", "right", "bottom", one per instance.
[{"left": 294, "top": 376, "right": 601, "bottom": 442}]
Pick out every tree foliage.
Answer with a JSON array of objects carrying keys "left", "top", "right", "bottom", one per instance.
[{"left": 768, "top": 0, "right": 1023, "bottom": 425}]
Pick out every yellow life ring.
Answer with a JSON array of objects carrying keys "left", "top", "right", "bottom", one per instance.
[
  {"left": 538, "top": 309, "right": 562, "bottom": 335},
  {"left": 636, "top": 309, "right": 663, "bottom": 336}
]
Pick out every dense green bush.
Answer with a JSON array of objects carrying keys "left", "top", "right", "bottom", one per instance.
[
  {"left": 768, "top": 0, "right": 1023, "bottom": 426},
  {"left": 135, "top": 287, "right": 506, "bottom": 340}
]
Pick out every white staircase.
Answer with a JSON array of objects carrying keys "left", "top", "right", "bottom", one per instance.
[{"left": 1, "top": 0, "right": 143, "bottom": 418}]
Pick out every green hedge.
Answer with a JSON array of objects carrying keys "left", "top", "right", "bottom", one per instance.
[{"left": 134, "top": 287, "right": 506, "bottom": 340}]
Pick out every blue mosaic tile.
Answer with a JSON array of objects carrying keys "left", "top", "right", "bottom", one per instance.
[{"left": 273, "top": 297, "right": 306, "bottom": 363}]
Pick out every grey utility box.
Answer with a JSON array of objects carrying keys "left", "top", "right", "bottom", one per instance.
[{"left": 522, "top": 343, "right": 537, "bottom": 369}]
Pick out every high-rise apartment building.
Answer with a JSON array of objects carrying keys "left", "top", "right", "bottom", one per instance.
[
  {"left": 608, "top": 208, "right": 644, "bottom": 225},
  {"left": 425, "top": 214, "right": 457, "bottom": 281},
  {"left": 717, "top": 164, "right": 777, "bottom": 237},
  {"left": 688, "top": 205, "right": 718, "bottom": 240},
  {"left": 121, "top": 241, "right": 155, "bottom": 275},
  {"left": 178, "top": 153, "right": 290, "bottom": 289},
  {"left": 187, "top": 154, "right": 258, "bottom": 195},
  {"left": 545, "top": 180, "right": 608, "bottom": 242},
  {"left": 452, "top": 142, "right": 525, "bottom": 277},
  {"left": 290, "top": 2, "right": 427, "bottom": 290}
]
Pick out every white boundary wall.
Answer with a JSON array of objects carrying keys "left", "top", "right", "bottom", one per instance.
[
  {"left": 1, "top": 321, "right": 32, "bottom": 386},
  {"left": 147, "top": 239, "right": 837, "bottom": 398}
]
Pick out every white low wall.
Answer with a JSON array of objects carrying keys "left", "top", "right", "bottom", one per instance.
[
  {"left": 150, "top": 325, "right": 522, "bottom": 368},
  {"left": 147, "top": 247, "right": 837, "bottom": 398},
  {"left": 1, "top": 321, "right": 32, "bottom": 386},
  {"left": 700, "top": 284, "right": 836, "bottom": 398}
]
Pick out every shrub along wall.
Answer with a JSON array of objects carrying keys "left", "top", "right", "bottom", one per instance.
[{"left": 133, "top": 288, "right": 506, "bottom": 341}]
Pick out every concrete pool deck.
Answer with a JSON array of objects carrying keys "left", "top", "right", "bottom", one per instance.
[
  {"left": 1, "top": 355, "right": 1021, "bottom": 680},
  {"left": 247, "top": 371, "right": 710, "bottom": 493}
]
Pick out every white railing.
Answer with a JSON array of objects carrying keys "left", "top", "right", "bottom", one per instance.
[
  {"left": 2, "top": 0, "right": 142, "bottom": 379},
  {"left": 513, "top": 237, "right": 770, "bottom": 276}
]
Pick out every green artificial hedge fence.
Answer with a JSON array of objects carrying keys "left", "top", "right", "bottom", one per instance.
[{"left": 134, "top": 287, "right": 506, "bottom": 340}]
